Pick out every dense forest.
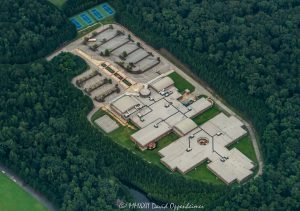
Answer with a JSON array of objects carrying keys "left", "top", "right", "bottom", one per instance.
[
  {"left": 110, "top": 0, "right": 299, "bottom": 210},
  {"left": 62, "top": 0, "right": 105, "bottom": 16},
  {"left": 0, "top": 1, "right": 224, "bottom": 209},
  {"left": 0, "top": 0, "right": 76, "bottom": 64},
  {"left": 0, "top": 51, "right": 226, "bottom": 209},
  {"left": 0, "top": 0, "right": 299, "bottom": 210},
  {"left": 0, "top": 54, "right": 131, "bottom": 210}
]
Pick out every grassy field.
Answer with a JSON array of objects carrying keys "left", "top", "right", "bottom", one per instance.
[
  {"left": 168, "top": 72, "right": 195, "bottom": 93},
  {"left": 0, "top": 173, "right": 46, "bottom": 211},
  {"left": 192, "top": 105, "right": 221, "bottom": 125},
  {"left": 184, "top": 163, "right": 223, "bottom": 185},
  {"left": 48, "top": 0, "right": 66, "bottom": 9},
  {"left": 229, "top": 135, "right": 258, "bottom": 163}
]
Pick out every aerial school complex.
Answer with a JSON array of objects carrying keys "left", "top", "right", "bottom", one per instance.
[{"left": 70, "top": 23, "right": 256, "bottom": 185}]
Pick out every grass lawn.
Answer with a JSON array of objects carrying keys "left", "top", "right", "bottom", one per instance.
[
  {"left": 123, "top": 79, "right": 132, "bottom": 86},
  {"left": 229, "top": 135, "right": 258, "bottom": 163},
  {"left": 192, "top": 105, "right": 221, "bottom": 125},
  {"left": 0, "top": 173, "right": 46, "bottom": 211},
  {"left": 108, "top": 125, "right": 136, "bottom": 149},
  {"left": 142, "top": 133, "right": 179, "bottom": 166},
  {"left": 168, "top": 72, "right": 195, "bottom": 93},
  {"left": 48, "top": 0, "right": 66, "bottom": 9},
  {"left": 105, "top": 66, "right": 115, "bottom": 73},
  {"left": 184, "top": 163, "right": 224, "bottom": 185}
]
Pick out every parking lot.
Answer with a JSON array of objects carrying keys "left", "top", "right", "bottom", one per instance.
[{"left": 79, "top": 24, "right": 171, "bottom": 83}]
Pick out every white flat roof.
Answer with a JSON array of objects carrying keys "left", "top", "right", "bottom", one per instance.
[
  {"left": 159, "top": 113, "right": 253, "bottom": 184},
  {"left": 208, "top": 148, "right": 254, "bottom": 184},
  {"left": 150, "top": 77, "right": 174, "bottom": 92},
  {"left": 165, "top": 112, "right": 186, "bottom": 127},
  {"left": 185, "top": 98, "right": 213, "bottom": 118},
  {"left": 159, "top": 128, "right": 212, "bottom": 173},
  {"left": 131, "top": 120, "right": 172, "bottom": 147},
  {"left": 130, "top": 98, "right": 178, "bottom": 128},
  {"left": 174, "top": 118, "right": 198, "bottom": 135},
  {"left": 201, "top": 113, "right": 247, "bottom": 140},
  {"left": 112, "top": 95, "right": 141, "bottom": 114}
]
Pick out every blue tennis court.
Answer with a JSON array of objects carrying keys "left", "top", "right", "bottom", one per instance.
[
  {"left": 91, "top": 8, "right": 103, "bottom": 20},
  {"left": 70, "top": 18, "right": 82, "bottom": 30},
  {"left": 102, "top": 3, "right": 114, "bottom": 15},
  {"left": 69, "top": 2, "right": 115, "bottom": 31},
  {"left": 80, "top": 13, "right": 94, "bottom": 25}
]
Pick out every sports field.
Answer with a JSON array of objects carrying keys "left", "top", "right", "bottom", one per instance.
[
  {"left": 0, "top": 173, "right": 46, "bottom": 211},
  {"left": 69, "top": 3, "right": 115, "bottom": 30}
]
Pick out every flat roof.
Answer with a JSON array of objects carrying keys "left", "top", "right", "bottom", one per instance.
[
  {"left": 201, "top": 113, "right": 247, "bottom": 140},
  {"left": 173, "top": 118, "right": 197, "bottom": 135},
  {"left": 111, "top": 95, "right": 141, "bottom": 114},
  {"left": 208, "top": 148, "right": 254, "bottom": 184},
  {"left": 150, "top": 77, "right": 174, "bottom": 92},
  {"left": 159, "top": 128, "right": 212, "bottom": 173},
  {"left": 185, "top": 97, "right": 213, "bottom": 118},
  {"left": 165, "top": 112, "right": 186, "bottom": 126},
  {"left": 130, "top": 98, "right": 178, "bottom": 128},
  {"left": 131, "top": 120, "right": 172, "bottom": 147},
  {"left": 159, "top": 113, "right": 253, "bottom": 183}
]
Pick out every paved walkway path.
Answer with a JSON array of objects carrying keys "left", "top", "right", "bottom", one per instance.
[
  {"left": 0, "top": 163, "right": 57, "bottom": 211},
  {"left": 87, "top": 106, "right": 99, "bottom": 123}
]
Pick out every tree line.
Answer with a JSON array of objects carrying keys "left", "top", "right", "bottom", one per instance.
[{"left": 62, "top": 0, "right": 106, "bottom": 16}]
